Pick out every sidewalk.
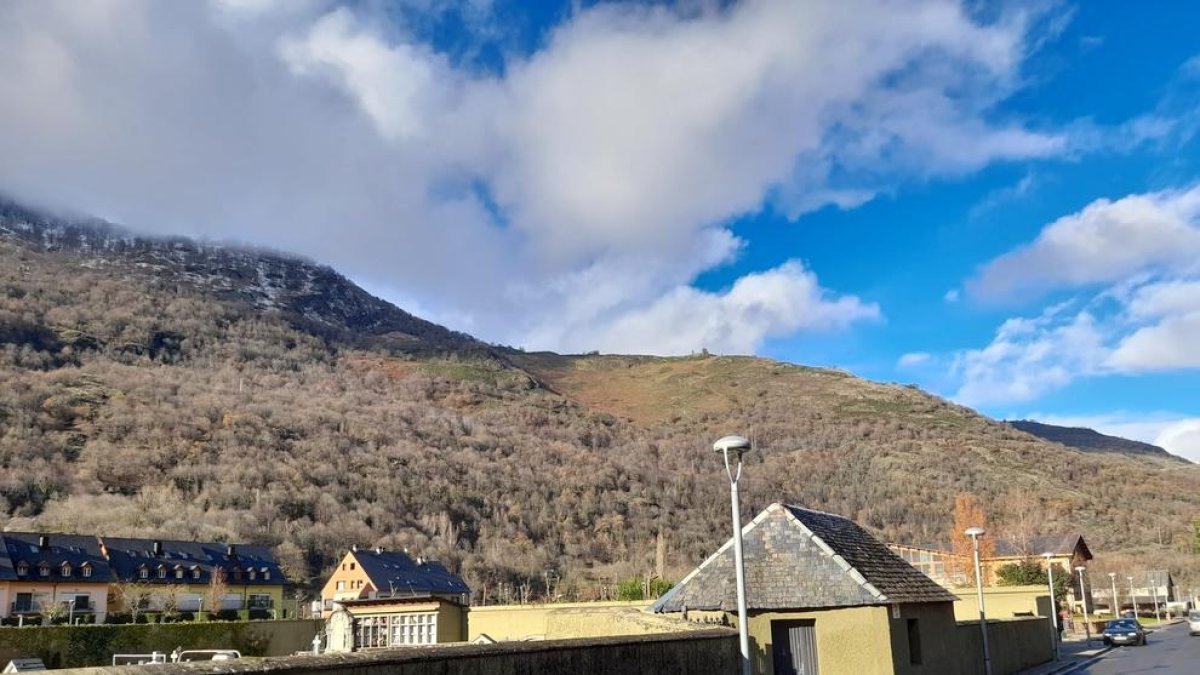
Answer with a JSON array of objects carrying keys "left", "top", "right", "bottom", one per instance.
[{"left": 1015, "top": 632, "right": 1111, "bottom": 675}]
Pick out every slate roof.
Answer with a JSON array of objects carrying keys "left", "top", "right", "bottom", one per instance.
[
  {"left": 102, "top": 537, "right": 286, "bottom": 586},
  {"left": 1, "top": 532, "right": 114, "bottom": 582},
  {"left": 350, "top": 548, "right": 470, "bottom": 598},
  {"left": 994, "top": 534, "right": 1092, "bottom": 560},
  {"left": 652, "top": 503, "right": 958, "bottom": 613}
]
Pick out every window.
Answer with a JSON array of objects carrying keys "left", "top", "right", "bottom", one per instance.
[
  {"left": 906, "top": 619, "right": 922, "bottom": 665},
  {"left": 354, "top": 613, "right": 438, "bottom": 649},
  {"left": 248, "top": 569, "right": 257, "bottom": 581},
  {"left": 248, "top": 594, "right": 272, "bottom": 609},
  {"left": 192, "top": 568, "right": 201, "bottom": 580},
  {"left": 74, "top": 595, "right": 91, "bottom": 611},
  {"left": 81, "top": 563, "right": 92, "bottom": 578},
  {"left": 175, "top": 568, "right": 184, "bottom": 579},
  {"left": 38, "top": 563, "right": 50, "bottom": 577},
  {"left": 61, "top": 562, "right": 72, "bottom": 577},
  {"left": 15, "top": 561, "right": 29, "bottom": 576},
  {"left": 14, "top": 593, "right": 34, "bottom": 613},
  {"left": 262, "top": 569, "right": 271, "bottom": 581},
  {"left": 157, "top": 566, "right": 167, "bottom": 579},
  {"left": 349, "top": 563, "right": 356, "bottom": 571},
  {"left": 336, "top": 581, "right": 346, "bottom": 591},
  {"left": 139, "top": 567, "right": 149, "bottom": 579}
]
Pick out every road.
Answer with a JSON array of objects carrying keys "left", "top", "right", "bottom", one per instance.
[{"left": 1076, "top": 622, "right": 1199, "bottom": 674}]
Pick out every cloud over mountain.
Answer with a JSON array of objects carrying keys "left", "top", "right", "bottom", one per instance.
[{"left": 0, "top": 0, "right": 1062, "bottom": 354}]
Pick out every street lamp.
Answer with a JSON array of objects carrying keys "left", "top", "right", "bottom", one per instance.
[
  {"left": 966, "top": 527, "right": 992, "bottom": 675},
  {"left": 1075, "top": 566, "right": 1091, "bottom": 641},
  {"left": 1108, "top": 573, "right": 1118, "bottom": 618},
  {"left": 714, "top": 434, "right": 753, "bottom": 675},
  {"left": 1042, "top": 553, "right": 1059, "bottom": 660},
  {"left": 1127, "top": 576, "right": 1138, "bottom": 618}
]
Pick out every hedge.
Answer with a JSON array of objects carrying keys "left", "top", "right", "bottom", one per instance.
[{"left": 0, "top": 620, "right": 315, "bottom": 668}]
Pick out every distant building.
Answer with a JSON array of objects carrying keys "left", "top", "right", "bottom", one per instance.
[
  {"left": 101, "top": 537, "right": 287, "bottom": 615},
  {"left": 0, "top": 533, "right": 114, "bottom": 623},
  {"left": 652, "top": 503, "right": 965, "bottom": 675},
  {"left": 887, "top": 534, "right": 1093, "bottom": 591},
  {"left": 320, "top": 546, "right": 471, "bottom": 649},
  {"left": 0, "top": 532, "right": 288, "bottom": 623}
]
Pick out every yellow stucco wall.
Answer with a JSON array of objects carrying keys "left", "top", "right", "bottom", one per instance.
[
  {"left": 741, "top": 606, "right": 895, "bottom": 675},
  {"left": 952, "top": 585, "right": 1049, "bottom": 621},
  {"left": 467, "top": 601, "right": 653, "bottom": 641},
  {"left": 3, "top": 581, "right": 112, "bottom": 620}
]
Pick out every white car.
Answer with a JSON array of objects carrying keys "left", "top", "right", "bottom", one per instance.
[{"left": 1189, "top": 610, "right": 1200, "bottom": 636}]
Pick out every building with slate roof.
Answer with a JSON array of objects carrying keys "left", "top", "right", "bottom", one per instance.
[
  {"left": 101, "top": 537, "right": 287, "bottom": 615},
  {"left": 0, "top": 533, "right": 114, "bottom": 622},
  {"left": 320, "top": 546, "right": 471, "bottom": 648},
  {"left": 651, "top": 503, "right": 972, "bottom": 675}
]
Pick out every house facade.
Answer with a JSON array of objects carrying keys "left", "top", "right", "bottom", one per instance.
[
  {"left": 652, "top": 503, "right": 966, "bottom": 675},
  {"left": 320, "top": 547, "right": 471, "bottom": 648},
  {"left": 0, "top": 533, "right": 114, "bottom": 623},
  {"left": 101, "top": 537, "right": 286, "bottom": 615},
  {"left": 887, "top": 534, "right": 1093, "bottom": 591}
]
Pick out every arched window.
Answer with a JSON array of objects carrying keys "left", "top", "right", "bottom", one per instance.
[
  {"left": 157, "top": 566, "right": 167, "bottom": 579},
  {"left": 81, "top": 563, "right": 93, "bottom": 578},
  {"left": 192, "top": 568, "right": 201, "bottom": 580},
  {"left": 61, "top": 562, "right": 72, "bottom": 577},
  {"left": 139, "top": 566, "right": 149, "bottom": 579}
]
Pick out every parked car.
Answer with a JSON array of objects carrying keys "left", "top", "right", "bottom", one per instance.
[
  {"left": 1102, "top": 619, "right": 1146, "bottom": 646},
  {"left": 1188, "top": 610, "right": 1200, "bottom": 636}
]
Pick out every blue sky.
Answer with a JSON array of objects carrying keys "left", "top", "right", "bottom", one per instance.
[{"left": 1, "top": 1, "right": 1199, "bottom": 458}]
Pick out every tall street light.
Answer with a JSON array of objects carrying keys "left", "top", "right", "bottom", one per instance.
[
  {"left": 966, "top": 526, "right": 992, "bottom": 675},
  {"left": 714, "top": 434, "right": 752, "bottom": 675},
  {"left": 1042, "top": 553, "right": 1059, "bottom": 661},
  {"left": 1075, "top": 566, "right": 1091, "bottom": 641},
  {"left": 1108, "top": 573, "right": 1119, "bottom": 618},
  {"left": 1127, "top": 576, "right": 1138, "bottom": 618}
]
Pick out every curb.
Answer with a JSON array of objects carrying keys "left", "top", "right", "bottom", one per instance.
[{"left": 1037, "top": 646, "right": 1113, "bottom": 675}]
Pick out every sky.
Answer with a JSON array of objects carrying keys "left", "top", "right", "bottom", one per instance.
[{"left": 1, "top": 1, "right": 1199, "bottom": 460}]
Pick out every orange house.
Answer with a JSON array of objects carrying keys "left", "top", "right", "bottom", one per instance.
[{"left": 321, "top": 546, "right": 469, "bottom": 615}]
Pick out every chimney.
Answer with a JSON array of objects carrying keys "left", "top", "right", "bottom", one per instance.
[
  {"left": 226, "top": 544, "right": 236, "bottom": 557},
  {"left": 351, "top": 544, "right": 358, "bottom": 552},
  {"left": 152, "top": 541, "right": 163, "bottom": 556},
  {"left": 38, "top": 535, "right": 49, "bottom": 550},
  {"left": 374, "top": 547, "right": 382, "bottom": 555}
]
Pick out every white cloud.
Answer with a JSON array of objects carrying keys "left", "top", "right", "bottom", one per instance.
[
  {"left": 0, "top": 0, "right": 1067, "bottom": 354},
  {"left": 969, "top": 186, "right": 1200, "bottom": 300},
  {"left": 898, "top": 352, "right": 932, "bottom": 367}
]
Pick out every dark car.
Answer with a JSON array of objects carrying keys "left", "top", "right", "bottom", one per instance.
[{"left": 1102, "top": 619, "right": 1146, "bottom": 646}]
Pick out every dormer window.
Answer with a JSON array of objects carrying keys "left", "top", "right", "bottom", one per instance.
[
  {"left": 138, "top": 565, "right": 149, "bottom": 579},
  {"left": 192, "top": 567, "right": 201, "bottom": 580},
  {"left": 157, "top": 565, "right": 167, "bottom": 579},
  {"left": 262, "top": 568, "right": 271, "bottom": 581},
  {"left": 175, "top": 568, "right": 184, "bottom": 579},
  {"left": 38, "top": 563, "right": 51, "bottom": 577},
  {"left": 248, "top": 569, "right": 257, "bottom": 581},
  {"left": 61, "top": 562, "right": 72, "bottom": 577},
  {"left": 15, "top": 561, "right": 29, "bottom": 576},
  {"left": 81, "top": 563, "right": 93, "bottom": 578}
]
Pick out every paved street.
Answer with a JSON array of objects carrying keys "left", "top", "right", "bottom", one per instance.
[{"left": 1076, "top": 622, "right": 1199, "bottom": 674}]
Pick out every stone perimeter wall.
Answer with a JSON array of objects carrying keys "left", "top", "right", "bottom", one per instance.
[{"left": 50, "top": 629, "right": 739, "bottom": 675}]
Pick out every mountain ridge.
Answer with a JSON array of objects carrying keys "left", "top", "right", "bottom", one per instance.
[
  {"left": 1, "top": 198, "right": 1197, "bottom": 596},
  {"left": 1008, "top": 419, "right": 1188, "bottom": 464}
]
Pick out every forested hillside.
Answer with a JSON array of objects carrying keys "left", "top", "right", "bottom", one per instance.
[{"left": 2, "top": 205, "right": 1198, "bottom": 600}]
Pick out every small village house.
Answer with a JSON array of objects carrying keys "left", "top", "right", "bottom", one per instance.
[
  {"left": 0, "top": 533, "right": 114, "bottom": 623},
  {"left": 321, "top": 546, "right": 470, "bottom": 650}
]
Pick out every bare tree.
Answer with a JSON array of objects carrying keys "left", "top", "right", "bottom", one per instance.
[
  {"left": 204, "top": 568, "right": 229, "bottom": 616},
  {"left": 114, "top": 581, "right": 154, "bottom": 622}
]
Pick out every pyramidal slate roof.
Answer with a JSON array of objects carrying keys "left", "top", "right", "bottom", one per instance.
[
  {"left": 652, "top": 503, "right": 958, "bottom": 613},
  {"left": 351, "top": 548, "right": 470, "bottom": 598}
]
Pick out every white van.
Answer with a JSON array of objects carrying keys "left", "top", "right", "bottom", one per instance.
[{"left": 1189, "top": 610, "right": 1200, "bottom": 636}]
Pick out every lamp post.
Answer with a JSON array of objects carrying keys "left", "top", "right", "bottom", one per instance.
[
  {"left": 1108, "top": 573, "right": 1118, "bottom": 618},
  {"left": 714, "top": 435, "right": 753, "bottom": 675},
  {"left": 966, "top": 527, "right": 991, "bottom": 675},
  {"left": 1150, "top": 573, "right": 1161, "bottom": 622},
  {"left": 1075, "top": 566, "right": 1091, "bottom": 641},
  {"left": 1127, "top": 576, "right": 1138, "bottom": 618},
  {"left": 1042, "top": 553, "right": 1059, "bottom": 660}
]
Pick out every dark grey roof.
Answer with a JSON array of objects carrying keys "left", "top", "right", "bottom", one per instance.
[
  {"left": 994, "top": 534, "right": 1092, "bottom": 560},
  {"left": 1, "top": 532, "right": 114, "bottom": 582},
  {"left": 652, "top": 503, "right": 957, "bottom": 613},
  {"left": 102, "top": 537, "right": 286, "bottom": 586},
  {"left": 351, "top": 548, "right": 470, "bottom": 597}
]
